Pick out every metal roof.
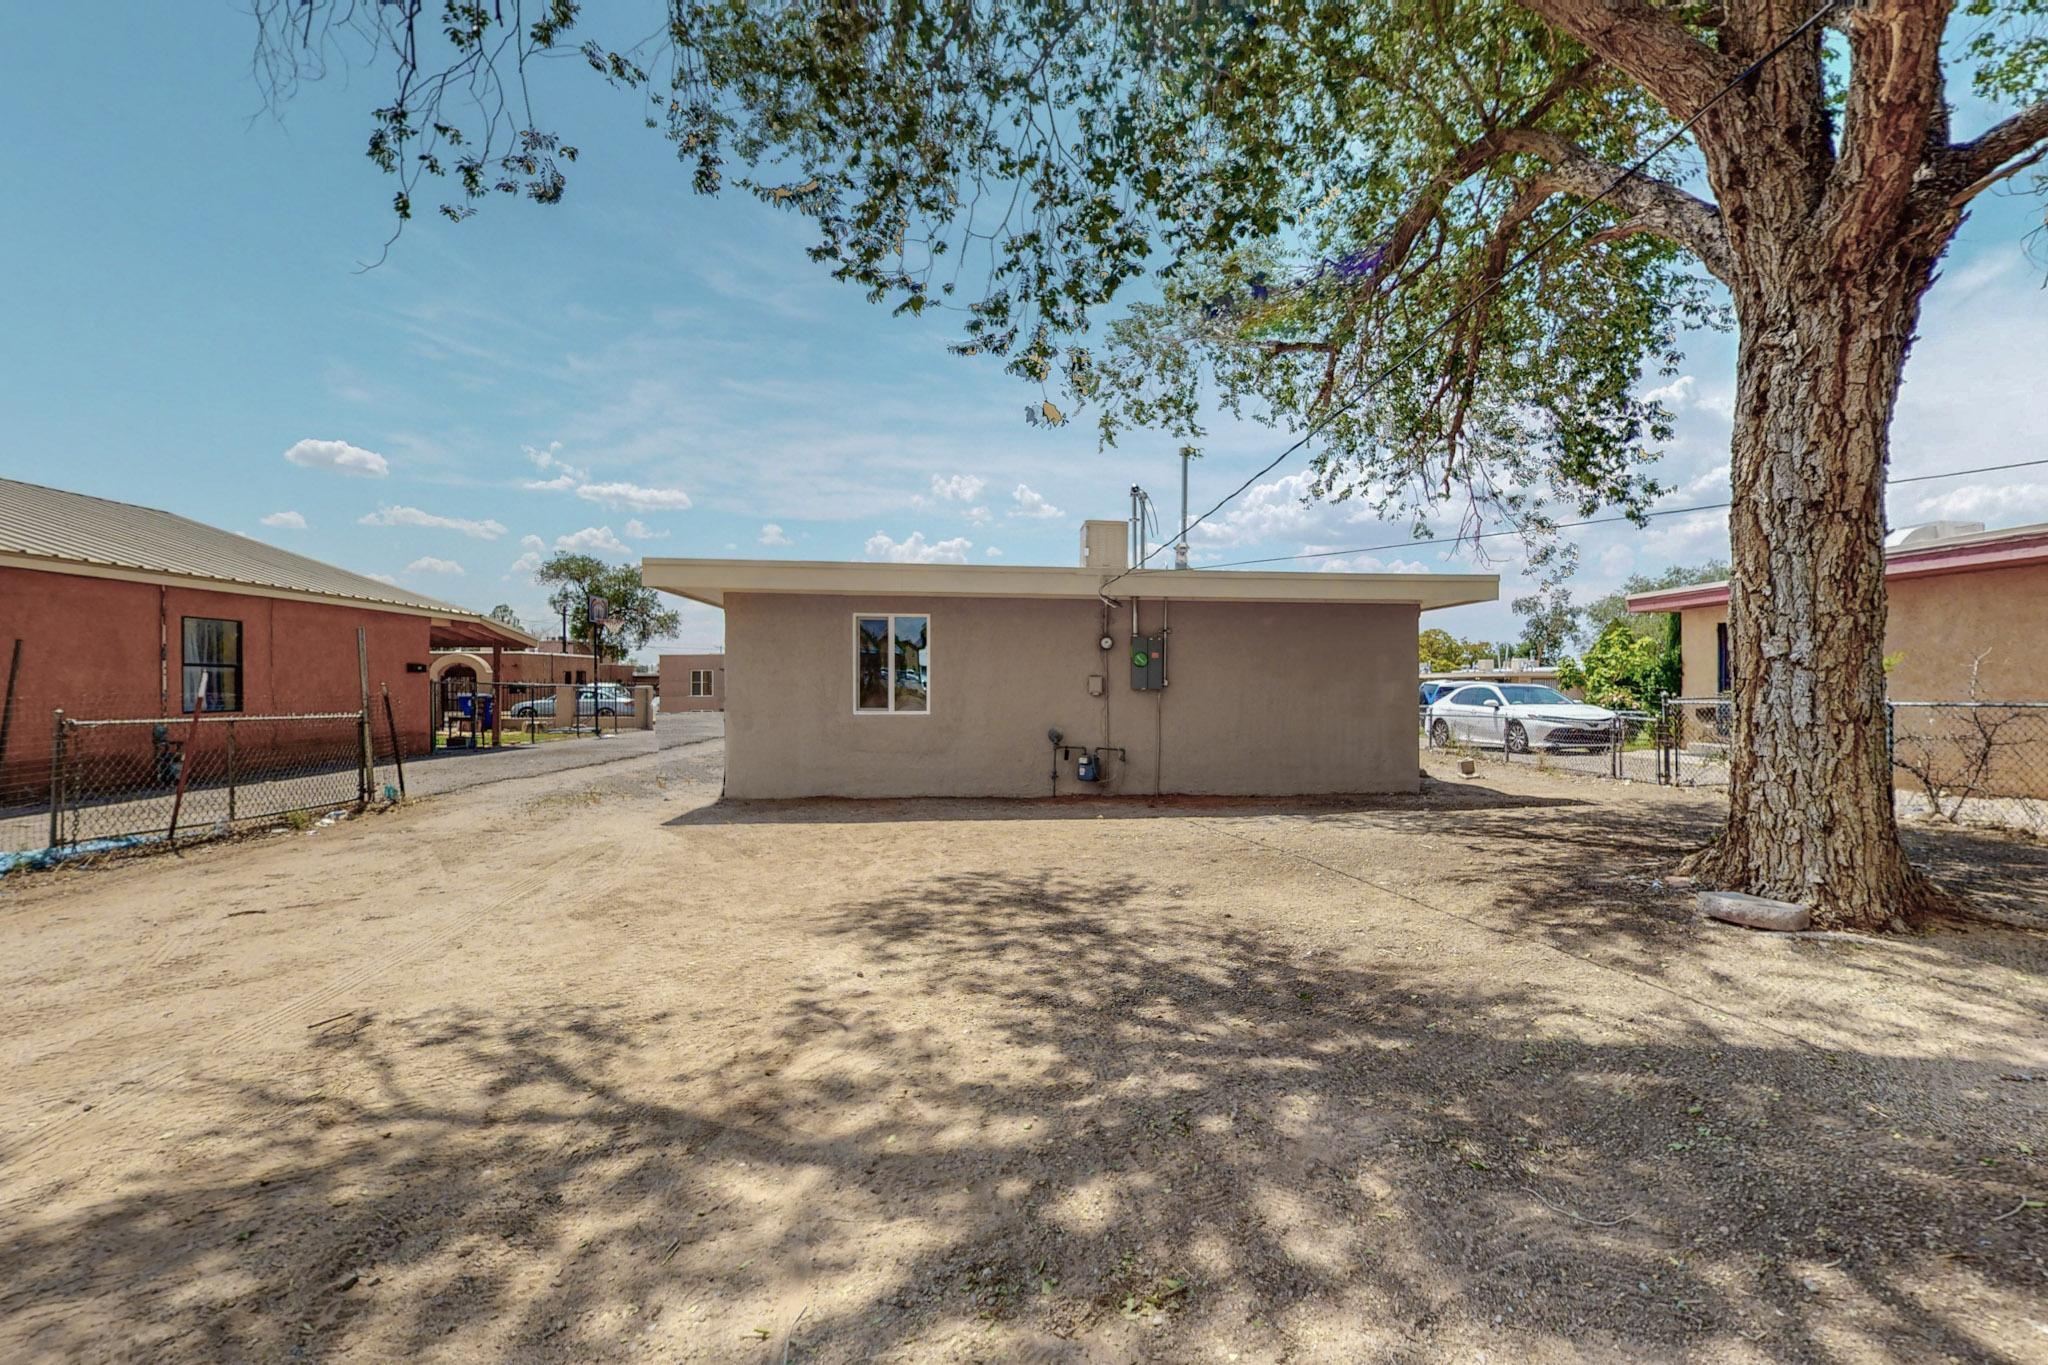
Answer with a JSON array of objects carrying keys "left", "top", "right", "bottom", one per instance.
[
  {"left": 642, "top": 557, "right": 1498, "bottom": 610},
  {"left": 0, "top": 477, "right": 534, "bottom": 646}
]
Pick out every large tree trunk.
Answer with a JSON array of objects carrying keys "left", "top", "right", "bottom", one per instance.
[{"left": 1683, "top": 246, "right": 1948, "bottom": 930}]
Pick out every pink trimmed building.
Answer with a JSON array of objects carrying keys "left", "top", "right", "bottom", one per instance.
[{"left": 1627, "top": 521, "right": 2048, "bottom": 701}]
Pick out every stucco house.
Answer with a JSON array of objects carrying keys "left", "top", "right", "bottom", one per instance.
[
  {"left": 0, "top": 477, "right": 532, "bottom": 801},
  {"left": 658, "top": 652, "right": 727, "bottom": 712},
  {"left": 1626, "top": 520, "right": 2048, "bottom": 701},
  {"left": 641, "top": 519, "right": 1496, "bottom": 798}
]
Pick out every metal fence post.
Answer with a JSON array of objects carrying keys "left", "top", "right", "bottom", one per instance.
[
  {"left": 1656, "top": 700, "right": 1669, "bottom": 785},
  {"left": 48, "top": 708, "right": 65, "bottom": 849},
  {"left": 226, "top": 720, "right": 238, "bottom": 823},
  {"left": 381, "top": 684, "right": 407, "bottom": 801},
  {"left": 356, "top": 629, "right": 373, "bottom": 809}
]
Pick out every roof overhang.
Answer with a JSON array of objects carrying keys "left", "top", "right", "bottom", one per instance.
[
  {"left": 1, "top": 551, "right": 537, "bottom": 648},
  {"left": 640, "top": 558, "right": 1498, "bottom": 611},
  {"left": 1627, "top": 527, "right": 2048, "bottom": 615},
  {"left": 430, "top": 616, "right": 537, "bottom": 650}
]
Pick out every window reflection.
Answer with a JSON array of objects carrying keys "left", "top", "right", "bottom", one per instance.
[
  {"left": 893, "top": 615, "right": 928, "bottom": 712},
  {"left": 856, "top": 616, "right": 890, "bottom": 710}
]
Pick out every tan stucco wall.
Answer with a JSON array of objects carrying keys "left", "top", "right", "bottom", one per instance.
[
  {"left": 658, "top": 653, "right": 727, "bottom": 711},
  {"left": 1671, "top": 562, "right": 2048, "bottom": 701},
  {"left": 1676, "top": 606, "right": 1724, "bottom": 698},
  {"left": 722, "top": 592, "right": 1420, "bottom": 799}
]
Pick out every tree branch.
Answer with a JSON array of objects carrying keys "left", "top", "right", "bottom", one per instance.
[
  {"left": 1500, "top": 130, "right": 1736, "bottom": 282},
  {"left": 1926, "top": 98, "right": 2048, "bottom": 210},
  {"left": 1515, "top": 0, "right": 1739, "bottom": 119},
  {"left": 1823, "top": 0, "right": 1953, "bottom": 255}
]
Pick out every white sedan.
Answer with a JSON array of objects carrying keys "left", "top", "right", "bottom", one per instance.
[{"left": 1427, "top": 683, "right": 1618, "bottom": 753}]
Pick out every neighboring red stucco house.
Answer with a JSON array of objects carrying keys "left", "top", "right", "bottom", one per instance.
[
  {"left": 1626, "top": 520, "right": 2048, "bottom": 702},
  {"left": 0, "top": 477, "right": 532, "bottom": 803}
]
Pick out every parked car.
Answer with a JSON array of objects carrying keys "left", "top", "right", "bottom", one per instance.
[
  {"left": 507, "top": 683, "right": 635, "bottom": 720},
  {"left": 1419, "top": 681, "right": 1445, "bottom": 707},
  {"left": 1427, "top": 683, "right": 1617, "bottom": 753}
]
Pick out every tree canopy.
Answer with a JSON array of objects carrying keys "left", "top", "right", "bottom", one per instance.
[{"left": 533, "top": 553, "right": 681, "bottom": 660}]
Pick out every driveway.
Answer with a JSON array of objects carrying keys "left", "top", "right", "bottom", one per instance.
[{"left": 0, "top": 745, "right": 2042, "bottom": 1362}]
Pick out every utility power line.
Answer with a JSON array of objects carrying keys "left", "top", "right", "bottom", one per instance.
[
  {"left": 1101, "top": 0, "right": 1845, "bottom": 592},
  {"left": 1198, "top": 455, "right": 2048, "bottom": 570}
]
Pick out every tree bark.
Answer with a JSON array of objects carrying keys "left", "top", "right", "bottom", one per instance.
[{"left": 1681, "top": 240, "right": 1951, "bottom": 930}]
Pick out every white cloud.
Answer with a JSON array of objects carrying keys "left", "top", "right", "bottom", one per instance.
[
  {"left": 519, "top": 533, "right": 546, "bottom": 553},
  {"left": 759, "top": 523, "right": 794, "bottom": 546},
  {"left": 359, "top": 505, "right": 508, "bottom": 539},
  {"left": 555, "top": 525, "right": 632, "bottom": 555},
  {"left": 260, "top": 510, "right": 306, "bottom": 530},
  {"left": 405, "top": 556, "right": 465, "bottom": 576},
  {"left": 623, "top": 518, "right": 669, "bottom": 540},
  {"left": 930, "top": 473, "right": 987, "bottom": 502},
  {"left": 1008, "top": 483, "right": 1064, "bottom": 520},
  {"left": 365, "top": 571, "right": 399, "bottom": 586},
  {"left": 966, "top": 505, "right": 993, "bottom": 525},
  {"left": 523, "top": 473, "right": 578, "bottom": 492},
  {"left": 1188, "top": 470, "right": 1379, "bottom": 548},
  {"left": 506, "top": 551, "right": 543, "bottom": 576},
  {"left": 1313, "top": 553, "right": 1431, "bottom": 574},
  {"left": 865, "top": 531, "right": 973, "bottom": 563},
  {"left": 984, "top": 546, "right": 1004, "bottom": 558},
  {"left": 576, "top": 481, "right": 692, "bottom": 511},
  {"left": 1642, "top": 375, "right": 1695, "bottom": 406},
  {"left": 523, "top": 441, "right": 587, "bottom": 481},
  {"left": 1905, "top": 481, "right": 2048, "bottom": 522},
  {"left": 284, "top": 438, "right": 389, "bottom": 478}
]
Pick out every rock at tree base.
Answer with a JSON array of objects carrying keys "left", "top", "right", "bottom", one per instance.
[{"left": 1698, "top": 890, "right": 1811, "bottom": 933}]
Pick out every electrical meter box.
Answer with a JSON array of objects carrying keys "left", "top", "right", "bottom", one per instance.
[{"left": 1129, "top": 634, "right": 1165, "bottom": 691}]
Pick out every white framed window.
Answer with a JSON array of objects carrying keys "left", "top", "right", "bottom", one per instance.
[
  {"left": 854, "top": 613, "right": 930, "bottom": 714},
  {"left": 690, "top": 669, "right": 713, "bottom": 697}
]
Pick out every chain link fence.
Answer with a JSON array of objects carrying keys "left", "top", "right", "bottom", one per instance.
[
  {"left": 1891, "top": 701, "right": 2048, "bottom": 836},
  {"left": 1421, "top": 703, "right": 1659, "bottom": 780},
  {"left": 1424, "top": 695, "right": 2048, "bottom": 838},
  {"left": 429, "top": 679, "right": 640, "bottom": 750},
  {"left": 2, "top": 707, "right": 394, "bottom": 866}
]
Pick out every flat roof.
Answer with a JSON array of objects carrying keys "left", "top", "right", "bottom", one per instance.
[
  {"left": 1626, "top": 521, "right": 2048, "bottom": 614},
  {"left": 640, "top": 557, "right": 1498, "bottom": 610},
  {"left": 0, "top": 476, "right": 534, "bottom": 648}
]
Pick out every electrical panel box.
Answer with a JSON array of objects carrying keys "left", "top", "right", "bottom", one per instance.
[{"left": 1130, "top": 634, "right": 1165, "bottom": 691}]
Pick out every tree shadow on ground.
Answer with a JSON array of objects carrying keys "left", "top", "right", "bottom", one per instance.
[{"left": 3, "top": 870, "right": 2040, "bottom": 1362}]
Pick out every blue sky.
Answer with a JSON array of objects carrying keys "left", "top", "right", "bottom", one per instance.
[{"left": 3, "top": 8, "right": 2042, "bottom": 659}]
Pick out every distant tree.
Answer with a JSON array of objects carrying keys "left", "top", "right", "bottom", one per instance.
[
  {"left": 1556, "top": 620, "right": 1680, "bottom": 711},
  {"left": 1510, "top": 587, "right": 1581, "bottom": 663},
  {"left": 1419, "top": 628, "right": 1489, "bottom": 674},
  {"left": 533, "top": 554, "right": 681, "bottom": 661},
  {"left": 488, "top": 603, "right": 524, "bottom": 628}
]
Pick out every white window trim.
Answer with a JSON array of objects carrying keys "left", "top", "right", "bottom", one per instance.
[{"left": 852, "top": 611, "right": 932, "bottom": 715}]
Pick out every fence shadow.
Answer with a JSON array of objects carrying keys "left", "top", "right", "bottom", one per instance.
[{"left": 3, "top": 870, "right": 2037, "bottom": 1361}]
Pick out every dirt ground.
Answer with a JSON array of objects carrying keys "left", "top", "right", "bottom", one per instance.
[{"left": 1, "top": 740, "right": 2044, "bottom": 1363}]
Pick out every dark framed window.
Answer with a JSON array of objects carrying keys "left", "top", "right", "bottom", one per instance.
[
  {"left": 1716, "top": 621, "right": 1732, "bottom": 693},
  {"left": 690, "top": 669, "right": 713, "bottom": 697},
  {"left": 853, "top": 613, "right": 930, "bottom": 713},
  {"left": 181, "top": 617, "right": 242, "bottom": 713}
]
